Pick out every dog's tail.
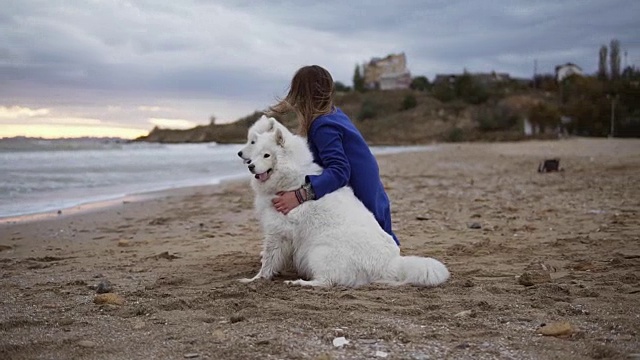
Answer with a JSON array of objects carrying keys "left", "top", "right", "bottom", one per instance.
[{"left": 387, "top": 256, "right": 450, "bottom": 287}]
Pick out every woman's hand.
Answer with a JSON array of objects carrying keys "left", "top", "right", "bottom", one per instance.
[{"left": 272, "top": 189, "right": 305, "bottom": 215}]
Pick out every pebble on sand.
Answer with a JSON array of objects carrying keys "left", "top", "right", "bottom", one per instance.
[
  {"left": 184, "top": 353, "right": 199, "bottom": 359},
  {"left": 96, "top": 280, "right": 113, "bottom": 294},
  {"left": 537, "top": 322, "right": 574, "bottom": 337},
  {"left": 332, "top": 337, "right": 349, "bottom": 348},
  {"left": 229, "top": 314, "right": 245, "bottom": 323},
  {"left": 454, "top": 310, "right": 474, "bottom": 318},
  {"left": 117, "top": 239, "right": 130, "bottom": 247},
  {"left": 77, "top": 340, "right": 96, "bottom": 348},
  {"left": 518, "top": 271, "right": 552, "bottom": 286},
  {"left": 94, "top": 293, "right": 125, "bottom": 306}
]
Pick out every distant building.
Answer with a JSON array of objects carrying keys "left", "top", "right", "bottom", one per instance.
[
  {"left": 555, "top": 63, "right": 583, "bottom": 82},
  {"left": 363, "top": 53, "right": 412, "bottom": 90}
]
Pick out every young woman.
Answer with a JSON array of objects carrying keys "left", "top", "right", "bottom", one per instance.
[{"left": 267, "top": 65, "right": 400, "bottom": 246}]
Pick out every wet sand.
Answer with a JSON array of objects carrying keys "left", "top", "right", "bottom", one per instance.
[{"left": 1, "top": 138, "right": 639, "bottom": 359}]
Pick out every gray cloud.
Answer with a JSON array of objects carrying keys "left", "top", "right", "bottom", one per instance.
[{"left": 0, "top": 0, "right": 639, "bottom": 131}]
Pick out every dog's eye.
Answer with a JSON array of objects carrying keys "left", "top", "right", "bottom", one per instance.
[
  {"left": 250, "top": 141, "right": 255, "bottom": 144},
  {"left": 264, "top": 154, "right": 270, "bottom": 158}
]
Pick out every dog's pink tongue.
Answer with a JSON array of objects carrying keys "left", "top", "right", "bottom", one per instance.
[{"left": 257, "top": 172, "right": 269, "bottom": 181}]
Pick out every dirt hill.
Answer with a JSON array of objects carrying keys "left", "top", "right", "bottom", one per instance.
[{"left": 135, "top": 89, "right": 554, "bottom": 145}]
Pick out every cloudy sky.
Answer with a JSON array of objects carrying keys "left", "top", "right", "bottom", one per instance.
[{"left": 1, "top": 0, "right": 638, "bottom": 138}]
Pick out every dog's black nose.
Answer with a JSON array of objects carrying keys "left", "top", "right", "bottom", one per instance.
[
  {"left": 248, "top": 164, "right": 255, "bottom": 171},
  {"left": 237, "top": 151, "right": 243, "bottom": 158}
]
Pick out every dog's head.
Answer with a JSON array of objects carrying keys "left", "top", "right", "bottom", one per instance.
[
  {"left": 237, "top": 115, "right": 278, "bottom": 164},
  {"left": 247, "top": 128, "right": 301, "bottom": 193}
]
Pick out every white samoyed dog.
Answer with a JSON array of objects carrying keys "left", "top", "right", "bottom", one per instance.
[
  {"left": 239, "top": 125, "right": 450, "bottom": 287},
  {"left": 237, "top": 115, "right": 310, "bottom": 166}
]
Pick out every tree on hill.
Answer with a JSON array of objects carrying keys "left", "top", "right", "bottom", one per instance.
[
  {"left": 610, "top": 39, "right": 621, "bottom": 80},
  {"left": 598, "top": 45, "right": 608, "bottom": 80},
  {"left": 454, "top": 72, "right": 489, "bottom": 105},
  {"left": 410, "top": 76, "right": 430, "bottom": 91},
  {"left": 353, "top": 64, "right": 365, "bottom": 92},
  {"left": 334, "top": 81, "right": 351, "bottom": 92}
]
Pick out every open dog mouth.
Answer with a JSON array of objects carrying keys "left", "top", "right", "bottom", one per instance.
[{"left": 254, "top": 168, "right": 273, "bottom": 182}]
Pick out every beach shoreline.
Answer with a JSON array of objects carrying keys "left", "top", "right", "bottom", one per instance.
[
  {"left": 1, "top": 138, "right": 639, "bottom": 359},
  {"left": 0, "top": 179, "right": 247, "bottom": 226}
]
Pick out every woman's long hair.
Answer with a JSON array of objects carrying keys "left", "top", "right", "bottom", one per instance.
[{"left": 266, "top": 65, "right": 335, "bottom": 137}]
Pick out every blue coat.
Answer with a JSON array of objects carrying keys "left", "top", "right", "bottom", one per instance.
[{"left": 305, "top": 107, "right": 400, "bottom": 245}]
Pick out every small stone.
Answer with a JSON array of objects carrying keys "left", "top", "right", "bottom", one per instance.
[
  {"left": 212, "top": 329, "right": 225, "bottom": 340},
  {"left": 333, "top": 328, "right": 345, "bottom": 337},
  {"left": 117, "top": 239, "right": 130, "bottom": 247},
  {"left": 78, "top": 340, "right": 96, "bottom": 348},
  {"left": 537, "top": 322, "right": 573, "bottom": 337},
  {"left": 229, "top": 314, "right": 245, "bottom": 323},
  {"left": 454, "top": 310, "right": 474, "bottom": 317},
  {"left": 332, "top": 336, "right": 349, "bottom": 348},
  {"left": 58, "top": 318, "right": 74, "bottom": 326},
  {"left": 461, "top": 279, "right": 475, "bottom": 287},
  {"left": 411, "top": 354, "right": 430, "bottom": 360},
  {"left": 184, "top": 353, "right": 199, "bottom": 359},
  {"left": 57, "top": 210, "right": 62, "bottom": 215},
  {"left": 468, "top": 222, "right": 482, "bottom": 229},
  {"left": 96, "top": 280, "right": 112, "bottom": 294},
  {"left": 375, "top": 350, "right": 389, "bottom": 358},
  {"left": 94, "top": 293, "right": 125, "bottom": 306},
  {"left": 518, "top": 271, "right": 552, "bottom": 286}
]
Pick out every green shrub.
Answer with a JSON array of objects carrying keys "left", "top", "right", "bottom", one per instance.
[
  {"left": 446, "top": 127, "right": 465, "bottom": 142},
  {"left": 400, "top": 94, "right": 417, "bottom": 110},
  {"left": 432, "top": 83, "right": 456, "bottom": 103},
  {"left": 357, "top": 100, "right": 377, "bottom": 121},
  {"left": 475, "top": 106, "right": 520, "bottom": 132}
]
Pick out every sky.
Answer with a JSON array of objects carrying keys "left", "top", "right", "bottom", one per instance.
[{"left": 1, "top": 0, "right": 638, "bottom": 139}]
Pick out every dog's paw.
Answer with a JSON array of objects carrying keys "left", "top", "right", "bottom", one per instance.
[{"left": 238, "top": 278, "right": 255, "bottom": 284}]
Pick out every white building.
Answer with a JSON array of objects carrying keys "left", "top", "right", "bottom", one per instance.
[{"left": 555, "top": 63, "right": 583, "bottom": 82}]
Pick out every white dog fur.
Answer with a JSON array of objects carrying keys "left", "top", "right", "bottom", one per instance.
[
  {"left": 239, "top": 123, "right": 450, "bottom": 287},
  {"left": 237, "top": 115, "right": 311, "bottom": 167}
]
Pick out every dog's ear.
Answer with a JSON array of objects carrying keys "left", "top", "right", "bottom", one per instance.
[
  {"left": 275, "top": 129, "right": 285, "bottom": 147},
  {"left": 267, "top": 118, "right": 276, "bottom": 132}
]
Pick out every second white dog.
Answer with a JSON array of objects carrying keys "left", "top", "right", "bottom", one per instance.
[{"left": 240, "top": 126, "right": 450, "bottom": 287}]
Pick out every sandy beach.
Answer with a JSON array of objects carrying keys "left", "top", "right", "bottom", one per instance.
[{"left": 1, "top": 138, "right": 639, "bottom": 360}]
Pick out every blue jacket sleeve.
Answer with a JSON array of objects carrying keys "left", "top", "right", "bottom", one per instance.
[{"left": 306, "top": 123, "right": 350, "bottom": 199}]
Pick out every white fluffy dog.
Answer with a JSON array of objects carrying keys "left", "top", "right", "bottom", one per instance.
[
  {"left": 237, "top": 115, "right": 311, "bottom": 165},
  {"left": 239, "top": 125, "right": 450, "bottom": 287}
]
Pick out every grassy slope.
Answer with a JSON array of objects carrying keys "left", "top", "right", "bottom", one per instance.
[{"left": 135, "top": 89, "right": 553, "bottom": 145}]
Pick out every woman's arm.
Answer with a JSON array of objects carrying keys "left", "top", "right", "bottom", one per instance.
[
  {"left": 306, "top": 123, "right": 350, "bottom": 199},
  {"left": 271, "top": 123, "right": 350, "bottom": 215}
]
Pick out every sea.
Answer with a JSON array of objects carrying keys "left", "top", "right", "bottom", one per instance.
[{"left": 0, "top": 138, "right": 434, "bottom": 220}]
